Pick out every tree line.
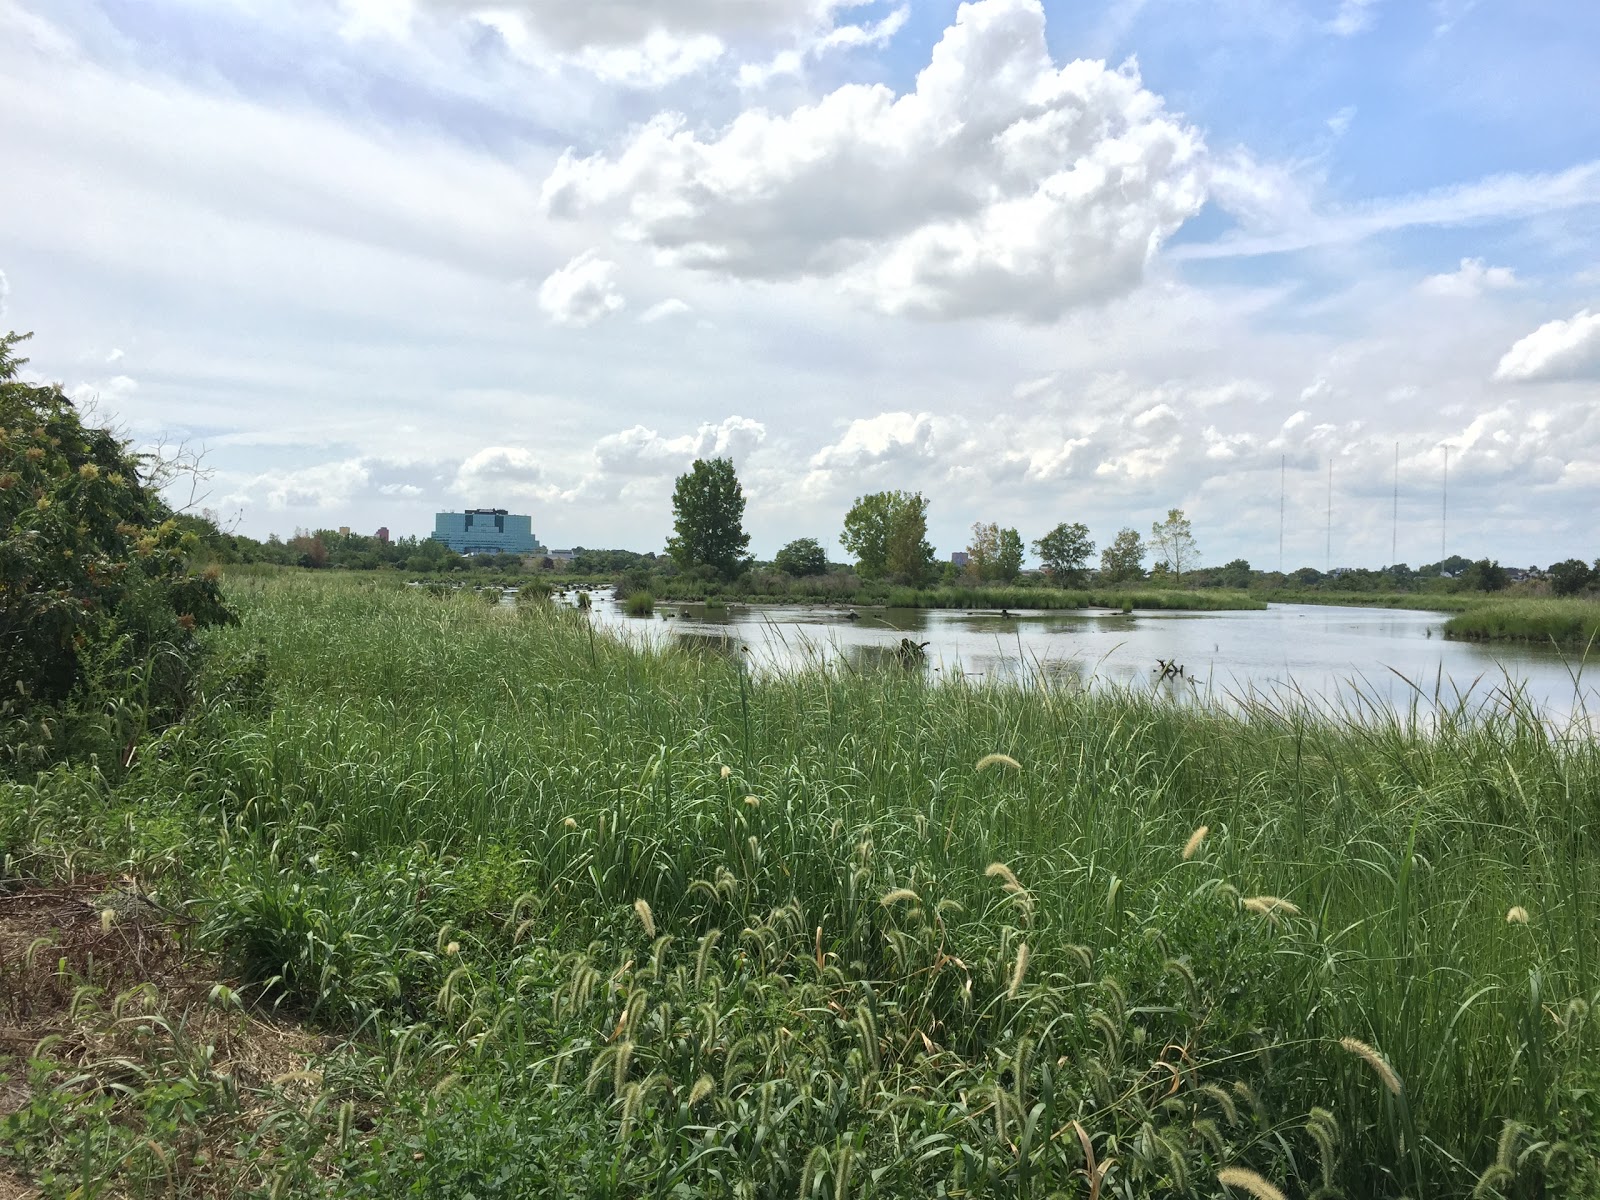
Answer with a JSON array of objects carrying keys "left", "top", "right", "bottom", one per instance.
[{"left": 666, "top": 456, "right": 1202, "bottom": 586}]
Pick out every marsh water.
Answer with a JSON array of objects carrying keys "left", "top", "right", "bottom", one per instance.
[{"left": 547, "top": 590, "right": 1595, "bottom": 725}]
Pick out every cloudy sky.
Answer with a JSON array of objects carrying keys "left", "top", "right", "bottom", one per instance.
[{"left": 3, "top": 0, "right": 1598, "bottom": 568}]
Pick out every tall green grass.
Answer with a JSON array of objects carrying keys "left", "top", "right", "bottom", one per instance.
[
  {"left": 3, "top": 571, "right": 1596, "bottom": 1198},
  {"left": 1445, "top": 598, "right": 1600, "bottom": 649}
]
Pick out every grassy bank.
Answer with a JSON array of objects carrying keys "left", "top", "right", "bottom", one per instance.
[
  {"left": 1257, "top": 589, "right": 1484, "bottom": 612},
  {"left": 653, "top": 579, "right": 1266, "bottom": 612},
  {"left": 1444, "top": 598, "right": 1600, "bottom": 649},
  {"left": 2, "top": 573, "right": 1596, "bottom": 1198}
]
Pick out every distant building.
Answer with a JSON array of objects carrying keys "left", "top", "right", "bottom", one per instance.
[
  {"left": 550, "top": 549, "right": 576, "bottom": 566},
  {"left": 951, "top": 551, "right": 970, "bottom": 568},
  {"left": 376, "top": 527, "right": 390, "bottom": 543},
  {"left": 430, "top": 509, "right": 545, "bottom": 556},
  {"left": 338, "top": 526, "right": 351, "bottom": 537}
]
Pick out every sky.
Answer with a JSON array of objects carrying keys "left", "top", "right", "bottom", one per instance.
[{"left": 2, "top": 0, "right": 1599, "bottom": 570}]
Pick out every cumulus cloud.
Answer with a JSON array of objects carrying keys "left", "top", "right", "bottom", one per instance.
[
  {"left": 395, "top": 0, "right": 890, "bottom": 85},
  {"left": 407, "top": 0, "right": 865, "bottom": 51},
  {"left": 1419, "top": 257, "right": 1518, "bottom": 298},
  {"left": 454, "top": 446, "right": 575, "bottom": 502},
  {"left": 257, "top": 458, "right": 372, "bottom": 509},
  {"left": 809, "top": 411, "right": 945, "bottom": 472},
  {"left": 593, "top": 415, "right": 766, "bottom": 476},
  {"left": 1494, "top": 309, "right": 1600, "bottom": 382},
  {"left": 537, "top": 250, "right": 625, "bottom": 327},
  {"left": 541, "top": 0, "right": 1207, "bottom": 321}
]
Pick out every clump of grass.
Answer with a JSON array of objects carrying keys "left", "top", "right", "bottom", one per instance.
[
  {"left": 1444, "top": 597, "right": 1600, "bottom": 647},
  {"left": 623, "top": 591, "right": 655, "bottom": 616}
]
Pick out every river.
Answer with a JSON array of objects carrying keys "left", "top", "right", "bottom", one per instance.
[{"left": 550, "top": 591, "right": 1595, "bottom": 728}]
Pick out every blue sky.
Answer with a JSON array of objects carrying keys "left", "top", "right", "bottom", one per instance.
[{"left": 2, "top": 0, "right": 1598, "bottom": 567}]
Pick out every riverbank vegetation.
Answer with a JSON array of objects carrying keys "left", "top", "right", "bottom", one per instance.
[
  {"left": 3, "top": 571, "right": 1597, "bottom": 1198},
  {"left": 1444, "top": 598, "right": 1600, "bottom": 649}
]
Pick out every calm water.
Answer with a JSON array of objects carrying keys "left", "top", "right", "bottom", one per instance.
[{"left": 550, "top": 591, "right": 1595, "bottom": 726}]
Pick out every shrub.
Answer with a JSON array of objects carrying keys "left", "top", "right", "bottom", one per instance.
[
  {"left": 1, "top": 331, "right": 235, "bottom": 770},
  {"left": 623, "top": 591, "right": 655, "bottom": 616}
]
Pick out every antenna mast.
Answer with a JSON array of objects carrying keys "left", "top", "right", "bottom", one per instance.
[{"left": 1278, "top": 454, "right": 1285, "bottom": 572}]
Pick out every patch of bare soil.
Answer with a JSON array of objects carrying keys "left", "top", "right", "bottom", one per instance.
[{"left": 0, "top": 877, "right": 334, "bottom": 1196}]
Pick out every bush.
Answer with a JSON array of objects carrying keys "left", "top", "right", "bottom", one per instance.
[
  {"left": 623, "top": 591, "right": 655, "bottom": 616},
  {"left": 1, "top": 331, "right": 235, "bottom": 770}
]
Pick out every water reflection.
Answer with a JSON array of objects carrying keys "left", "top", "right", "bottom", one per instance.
[{"left": 551, "top": 589, "right": 1596, "bottom": 726}]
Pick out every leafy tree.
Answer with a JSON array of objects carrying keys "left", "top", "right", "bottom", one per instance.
[
  {"left": 1549, "top": 558, "right": 1593, "bottom": 596},
  {"left": 996, "top": 527, "right": 1024, "bottom": 584},
  {"left": 841, "top": 491, "right": 935, "bottom": 584},
  {"left": 1032, "top": 522, "right": 1094, "bottom": 586},
  {"left": 1149, "top": 508, "right": 1198, "bottom": 580},
  {"left": 2, "top": 330, "right": 235, "bottom": 768},
  {"left": 1461, "top": 558, "right": 1509, "bottom": 592},
  {"left": 1219, "top": 558, "right": 1252, "bottom": 589},
  {"left": 667, "top": 457, "right": 750, "bottom": 580},
  {"left": 773, "top": 537, "right": 828, "bottom": 577},
  {"left": 1099, "top": 527, "right": 1146, "bottom": 583},
  {"left": 965, "top": 522, "right": 999, "bottom": 581}
]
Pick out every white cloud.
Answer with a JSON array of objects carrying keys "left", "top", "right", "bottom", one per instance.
[
  {"left": 1419, "top": 257, "right": 1519, "bottom": 298},
  {"left": 1187, "top": 161, "right": 1600, "bottom": 260},
  {"left": 1494, "top": 309, "right": 1600, "bottom": 382},
  {"left": 737, "top": 4, "right": 909, "bottom": 88},
  {"left": 258, "top": 458, "right": 372, "bottom": 510},
  {"left": 542, "top": 0, "right": 1207, "bottom": 321},
  {"left": 593, "top": 416, "right": 767, "bottom": 476},
  {"left": 809, "top": 411, "right": 944, "bottom": 472},
  {"left": 639, "top": 297, "right": 692, "bottom": 323},
  {"left": 407, "top": 0, "right": 865, "bottom": 51},
  {"left": 0, "top": 267, "right": 8, "bottom": 318},
  {"left": 454, "top": 446, "right": 575, "bottom": 502},
  {"left": 537, "top": 251, "right": 626, "bottom": 327}
]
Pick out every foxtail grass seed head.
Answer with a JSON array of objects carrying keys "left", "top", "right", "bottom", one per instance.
[
  {"left": 444, "top": 941, "right": 460, "bottom": 956},
  {"left": 1008, "top": 942, "right": 1029, "bottom": 998},
  {"left": 1506, "top": 905, "right": 1530, "bottom": 924},
  {"left": 720, "top": 765, "right": 732, "bottom": 779},
  {"left": 1216, "top": 1167, "right": 1288, "bottom": 1200},
  {"left": 1242, "top": 895, "right": 1300, "bottom": 917},
  {"left": 1339, "top": 1037, "right": 1402, "bottom": 1095},
  {"left": 743, "top": 795, "right": 760, "bottom": 807},
  {"left": 975, "top": 752, "right": 1022, "bottom": 773},
  {"left": 1182, "top": 825, "right": 1209, "bottom": 860},
  {"left": 880, "top": 888, "right": 921, "bottom": 907},
  {"left": 985, "top": 862, "right": 1022, "bottom": 890},
  {"left": 562, "top": 817, "right": 577, "bottom": 829},
  {"left": 633, "top": 899, "right": 656, "bottom": 939},
  {"left": 99, "top": 908, "right": 116, "bottom": 933}
]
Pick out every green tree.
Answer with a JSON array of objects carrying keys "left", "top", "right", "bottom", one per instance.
[
  {"left": 1032, "top": 522, "right": 1094, "bottom": 586},
  {"left": 841, "top": 491, "right": 935, "bottom": 584},
  {"left": 1218, "top": 558, "right": 1252, "bottom": 589},
  {"left": 1460, "top": 558, "right": 1508, "bottom": 592},
  {"left": 773, "top": 537, "right": 828, "bottom": 577},
  {"left": 965, "top": 522, "right": 999, "bottom": 581},
  {"left": 996, "top": 527, "right": 1024, "bottom": 584},
  {"left": 2, "top": 330, "right": 235, "bottom": 768},
  {"left": 1150, "top": 508, "right": 1198, "bottom": 580},
  {"left": 667, "top": 457, "right": 750, "bottom": 579},
  {"left": 1099, "top": 527, "right": 1146, "bottom": 583},
  {"left": 1548, "top": 558, "right": 1593, "bottom": 596}
]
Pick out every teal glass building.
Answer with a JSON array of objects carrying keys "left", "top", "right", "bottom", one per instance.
[{"left": 430, "top": 509, "right": 544, "bottom": 555}]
